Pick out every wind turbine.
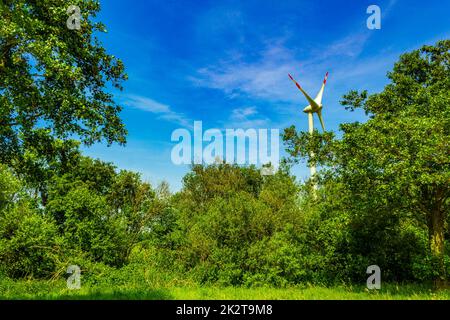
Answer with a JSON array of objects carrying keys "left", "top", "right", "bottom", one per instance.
[{"left": 288, "top": 71, "right": 329, "bottom": 186}]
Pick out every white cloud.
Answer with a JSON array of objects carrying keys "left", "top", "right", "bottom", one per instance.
[
  {"left": 319, "top": 33, "right": 371, "bottom": 59},
  {"left": 189, "top": 32, "right": 389, "bottom": 105},
  {"left": 191, "top": 44, "right": 298, "bottom": 102},
  {"left": 125, "top": 95, "right": 171, "bottom": 113},
  {"left": 226, "top": 106, "right": 270, "bottom": 129},
  {"left": 231, "top": 106, "right": 258, "bottom": 120},
  {"left": 123, "top": 94, "right": 191, "bottom": 127},
  {"left": 191, "top": 33, "right": 380, "bottom": 102}
]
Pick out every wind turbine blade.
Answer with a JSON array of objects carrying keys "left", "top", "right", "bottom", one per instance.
[
  {"left": 288, "top": 74, "right": 319, "bottom": 109},
  {"left": 314, "top": 72, "right": 329, "bottom": 105},
  {"left": 317, "top": 110, "right": 326, "bottom": 131}
]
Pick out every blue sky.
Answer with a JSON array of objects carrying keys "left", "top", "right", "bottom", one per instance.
[{"left": 81, "top": 0, "right": 450, "bottom": 191}]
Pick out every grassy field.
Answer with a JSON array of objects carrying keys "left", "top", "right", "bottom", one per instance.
[{"left": 1, "top": 279, "right": 449, "bottom": 300}]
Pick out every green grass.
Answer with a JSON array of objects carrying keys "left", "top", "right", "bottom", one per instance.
[{"left": 1, "top": 279, "right": 449, "bottom": 300}]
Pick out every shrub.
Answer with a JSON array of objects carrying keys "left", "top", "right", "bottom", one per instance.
[
  {"left": 0, "top": 166, "right": 61, "bottom": 278},
  {"left": 46, "top": 183, "right": 129, "bottom": 267}
]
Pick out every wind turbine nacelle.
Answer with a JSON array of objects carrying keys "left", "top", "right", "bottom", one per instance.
[{"left": 302, "top": 102, "right": 322, "bottom": 113}]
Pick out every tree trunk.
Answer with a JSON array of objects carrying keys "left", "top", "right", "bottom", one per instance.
[{"left": 429, "top": 207, "right": 446, "bottom": 289}]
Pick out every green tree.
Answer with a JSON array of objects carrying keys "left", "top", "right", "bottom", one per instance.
[
  {"left": 171, "top": 163, "right": 304, "bottom": 285},
  {"left": 0, "top": 0, "right": 127, "bottom": 166},
  {"left": 0, "top": 165, "right": 61, "bottom": 278},
  {"left": 45, "top": 158, "right": 164, "bottom": 265},
  {"left": 13, "top": 137, "right": 81, "bottom": 206},
  {"left": 46, "top": 182, "right": 129, "bottom": 267},
  {"left": 283, "top": 40, "right": 450, "bottom": 287}
]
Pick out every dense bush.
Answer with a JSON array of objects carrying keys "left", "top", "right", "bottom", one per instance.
[
  {"left": 0, "top": 159, "right": 447, "bottom": 286},
  {"left": 0, "top": 157, "right": 169, "bottom": 279},
  {"left": 166, "top": 164, "right": 304, "bottom": 285},
  {"left": 0, "top": 165, "right": 60, "bottom": 278},
  {"left": 46, "top": 183, "right": 129, "bottom": 267}
]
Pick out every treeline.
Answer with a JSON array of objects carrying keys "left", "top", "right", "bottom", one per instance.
[{"left": 0, "top": 155, "right": 447, "bottom": 286}]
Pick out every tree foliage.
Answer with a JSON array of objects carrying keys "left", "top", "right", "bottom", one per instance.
[
  {"left": 283, "top": 40, "right": 450, "bottom": 285},
  {"left": 0, "top": 0, "right": 127, "bottom": 167}
]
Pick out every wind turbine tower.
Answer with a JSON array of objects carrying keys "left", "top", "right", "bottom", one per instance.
[{"left": 288, "top": 71, "right": 329, "bottom": 187}]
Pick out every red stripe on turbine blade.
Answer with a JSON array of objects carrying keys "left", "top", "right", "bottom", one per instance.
[
  {"left": 324, "top": 72, "right": 329, "bottom": 84},
  {"left": 288, "top": 74, "right": 302, "bottom": 89}
]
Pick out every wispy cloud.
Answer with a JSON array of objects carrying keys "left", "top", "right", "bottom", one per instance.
[
  {"left": 318, "top": 33, "right": 371, "bottom": 59},
  {"left": 190, "top": 32, "right": 380, "bottom": 104},
  {"left": 231, "top": 106, "right": 258, "bottom": 120},
  {"left": 191, "top": 43, "right": 296, "bottom": 102},
  {"left": 123, "top": 94, "right": 191, "bottom": 127},
  {"left": 227, "top": 106, "right": 269, "bottom": 128}
]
